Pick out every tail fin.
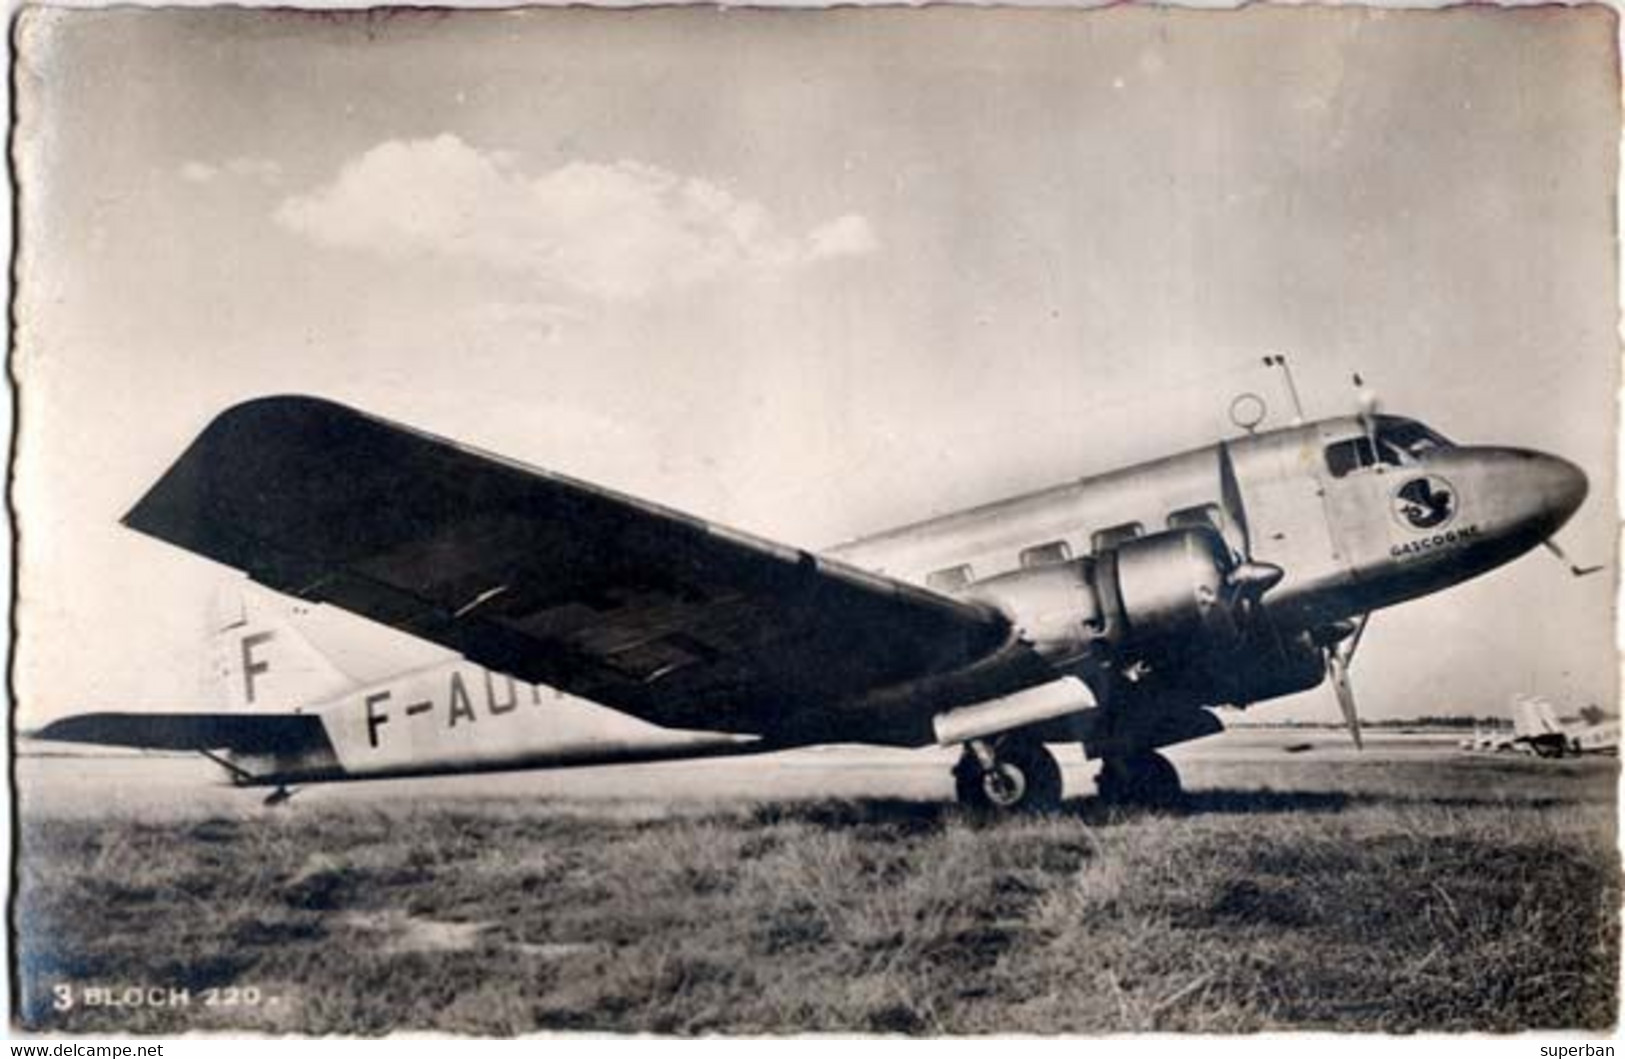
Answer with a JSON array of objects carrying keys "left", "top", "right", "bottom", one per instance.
[
  {"left": 204, "top": 585, "right": 356, "bottom": 711},
  {"left": 1512, "top": 695, "right": 1563, "bottom": 738},
  {"left": 1533, "top": 698, "right": 1564, "bottom": 734},
  {"left": 1512, "top": 697, "right": 1536, "bottom": 738}
]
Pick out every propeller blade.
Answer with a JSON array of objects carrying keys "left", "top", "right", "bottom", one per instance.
[
  {"left": 1327, "top": 650, "right": 1363, "bottom": 751},
  {"left": 1217, "top": 441, "right": 1251, "bottom": 560},
  {"left": 1217, "top": 443, "right": 1284, "bottom": 623},
  {"left": 1541, "top": 538, "right": 1603, "bottom": 578}
]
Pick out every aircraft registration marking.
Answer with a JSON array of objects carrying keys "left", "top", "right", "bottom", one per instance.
[
  {"left": 1389, "top": 523, "right": 1481, "bottom": 559},
  {"left": 363, "top": 668, "right": 546, "bottom": 748}
]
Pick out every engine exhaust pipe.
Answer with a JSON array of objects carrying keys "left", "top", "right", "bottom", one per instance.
[{"left": 932, "top": 678, "right": 1096, "bottom": 746}]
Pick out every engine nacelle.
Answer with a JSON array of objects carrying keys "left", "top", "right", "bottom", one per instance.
[
  {"left": 968, "top": 559, "right": 1102, "bottom": 668},
  {"left": 967, "top": 527, "right": 1241, "bottom": 668},
  {"left": 1104, "top": 528, "right": 1240, "bottom": 651}
]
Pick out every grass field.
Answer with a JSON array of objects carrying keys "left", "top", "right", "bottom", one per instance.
[{"left": 13, "top": 751, "right": 1620, "bottom": 1034}]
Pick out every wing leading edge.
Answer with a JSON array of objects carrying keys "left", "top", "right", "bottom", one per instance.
[{"left": 123, "top": 397, "right": 1013, "bottom": 742}]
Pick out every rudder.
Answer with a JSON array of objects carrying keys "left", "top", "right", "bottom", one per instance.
[{"left": 205, "top": 585, "right": 357, "bottom": 711}]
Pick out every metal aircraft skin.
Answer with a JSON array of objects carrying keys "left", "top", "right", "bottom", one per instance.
[{"left": 35, "top": 395, "right": 1588, "bottom": 810}]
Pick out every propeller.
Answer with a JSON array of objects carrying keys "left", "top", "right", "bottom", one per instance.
[
  {"left": 1541, "top": 538, "right": 1603, "bottom": 579},
  {"left": 1219, "top": 435, "right": 1362, "bottom": 748},
  {"left": 1326, "top": 647, "right": 1362, "bottom": 751},
  {"left": 1321, "top": 614, "right": 1370, "bottom": 749},
  {"left": 1217, "top": 441, "right": 1285, "bottom": 615}
]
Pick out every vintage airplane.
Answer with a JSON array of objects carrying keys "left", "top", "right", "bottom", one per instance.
[
  {"left": 34, "top": 394, "right": 1589, "bottom": 811},
  {"left": 1509, "top": 695, "right": 1619, "bottom": 758}
]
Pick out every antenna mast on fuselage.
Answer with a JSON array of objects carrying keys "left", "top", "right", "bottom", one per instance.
[{"left": 1262, "top": 353, "right": 1306, "bottom": 425}]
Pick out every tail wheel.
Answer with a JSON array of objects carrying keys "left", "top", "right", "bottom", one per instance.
[
  {"left": 954, "top": 738, "right": 1063, "bottom": 814},
  {"left": 1096, "top": 750, "right": 1183, "bottom": 808}
]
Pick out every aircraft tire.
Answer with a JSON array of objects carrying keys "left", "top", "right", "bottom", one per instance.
[
  {"left": 1096, "top": 750, "right": 1184, "bottom": 808},
  {"left": 953, "top": 739, "right": 1063, "bottom": 814}
]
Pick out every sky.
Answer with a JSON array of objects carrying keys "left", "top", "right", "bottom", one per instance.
[{"left": 11, "top": 5, "right": 1620, "bottom": 729}]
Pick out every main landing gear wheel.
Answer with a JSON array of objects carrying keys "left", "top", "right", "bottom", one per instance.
[
  {"left": 1096, "top": 751, "right": 1184, "bottom": 808},
  {"left": 953, "top": 738, "right": 1063, "bottom": 814}
]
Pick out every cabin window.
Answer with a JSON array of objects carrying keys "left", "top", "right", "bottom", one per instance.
[
  {"left": 1167, "top": 504, "right": 1223, "bottom": 533},
  {"left": 926, "top": 564, "right": 975, "bottom": 592},
  {"left": 1019, "top": 541, "right": 1072, "bottom": 568},
  {"left": 1324, "top": 436, "right": 1404, "bottom": 478},
  {"left": 1091, "top": 522, "right": 1144, "bottom": 553}
]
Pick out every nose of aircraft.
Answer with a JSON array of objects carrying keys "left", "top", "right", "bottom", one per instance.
[
  {"left": 1519, "top": 452, "right": 1589, "bottom": 538},
  {"left": 1542, "top": 454, "right": 1588, "bottom": 528},
  {"left": 1429, "top": 448, "right": 1591, "bottom": 579}
]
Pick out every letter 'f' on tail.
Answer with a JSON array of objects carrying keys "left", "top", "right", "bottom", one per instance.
[
  {"left": 205, "top": 586, "right": 356, "bottom": 711},
  {"left": 31, "top": 585, "right": 348, "bottom": 766}
]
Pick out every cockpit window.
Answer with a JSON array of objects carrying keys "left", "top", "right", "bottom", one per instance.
[
  {"left": 1326, "top": 418, "right": 1453, "bottom": 478},
  {"left": 1374, "top": 416, "right": 1454, "bottom": 460},
  {"left": 1325, "top": 436, "right": 1403, "bottom": 478}
]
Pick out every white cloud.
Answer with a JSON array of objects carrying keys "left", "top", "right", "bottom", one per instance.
[
  {"left": 179, "top": 156, "right": 282, "bottom": 185},
  {"left": 808, "top": 214, "right": 878, "bottom": 260},
  {"left": 225, "top": 157, "right": 283, "bottom": 183},
  {"left": 274, "top": 134, "right": 877, "bottom": 300}
]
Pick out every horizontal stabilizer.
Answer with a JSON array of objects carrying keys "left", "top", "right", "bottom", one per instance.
[{"left": 30, "top": 712, "right": 328, "bottom": 755}]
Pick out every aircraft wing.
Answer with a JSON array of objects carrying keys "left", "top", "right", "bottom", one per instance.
[
  {"left": 123, "top": 396, "right": 1013, "bottom": 741},
  {"left": 30, "top": 712, "right": 329, "bottom": 754}
]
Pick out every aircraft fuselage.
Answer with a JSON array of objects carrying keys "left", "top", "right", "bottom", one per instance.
[{"left": 832, "top": 414, "right": 1583, "bottom": 630}]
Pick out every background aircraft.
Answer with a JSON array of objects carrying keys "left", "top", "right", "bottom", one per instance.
[
  {"left": 1510, "top": 695, "right": 1619, "bottom": 758},
  {"left": 1459, "top": 722, "right": 1517, "bottom": 754},
  {"left": 35, "top": 394, "right": 1588, "bottom": 811}
]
